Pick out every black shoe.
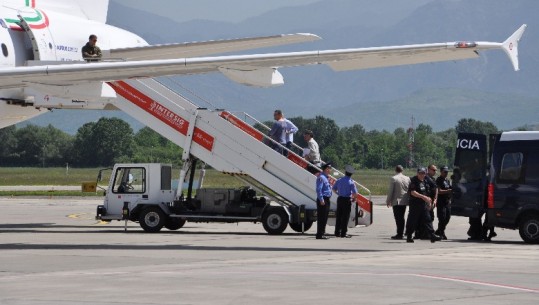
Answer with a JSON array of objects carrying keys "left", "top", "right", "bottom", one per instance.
[
  {"left": 442, "top": 233, "right": 448, "bottom": 240},
  {"left": 335, "top": 233, "right": 340, "bottom": 237},
  {"left": 391, "top": 235, "right": 403, "bottom": 240},
  {"left": 316, "top": 236, "right": 329, "bottom": 240},
  {"left": 406, "top": 236, "right": 414, "bottom": 243},
  {"left": 430, "top": 234, "right": 442, "bottom": 243},
  {"left": 341, "top": 235, "right": 352, "bottom": 238}
]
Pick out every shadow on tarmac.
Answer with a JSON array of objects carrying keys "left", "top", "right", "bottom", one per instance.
[{"left": 0, "top": 242, "right": 387, "bottom": 253}]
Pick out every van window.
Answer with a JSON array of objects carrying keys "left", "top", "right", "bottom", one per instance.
[
  {"left": 525, "top": 152, "right": 539, "bottom": 184},
  {"left": 499, "top": 152, "right": 523, "bottom": 181}
]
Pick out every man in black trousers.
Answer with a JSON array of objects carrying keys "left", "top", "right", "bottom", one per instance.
[{"left": 405, "top": 167, "right": 442, "bottom": 243}]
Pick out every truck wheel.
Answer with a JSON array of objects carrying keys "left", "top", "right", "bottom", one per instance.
[
  {"left": 262, "top": 208, "right": 288, "bottom": 235},
  {"left": 519, "top": 215, "right": 539, "bottom": 244},
  {"left": 165, "top": 217, "right": 186, "bottom": 231},
  {"left": 289, "top": 221, "right": 313, "bottom": 233},
  {"left": 139, "top": 207, "right": 165, "bottom": 233}
]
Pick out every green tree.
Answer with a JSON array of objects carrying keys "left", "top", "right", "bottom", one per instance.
[
  {"left": 456, "top": 118, "right": 499, "bottom": 135},
  {"left": 0, "top": 125, "right": 18, "bottom": 165},
  {"left": 73, "top": 118, "right": 134, "bottom": 166},
  {"left": 133, "top": 127, "right": 183, "bottom": 165},
  {"left": 13, "top": 124, "right": 72, "bottom": 166}
]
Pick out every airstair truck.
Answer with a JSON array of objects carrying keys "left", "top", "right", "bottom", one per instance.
[{"left": 95, "top": 78, "right": 373, "bottom": 234}]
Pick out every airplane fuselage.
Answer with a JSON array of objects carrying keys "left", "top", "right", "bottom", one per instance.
[{"left": 0, "top": 1, "right": 146, "bottom": 127}]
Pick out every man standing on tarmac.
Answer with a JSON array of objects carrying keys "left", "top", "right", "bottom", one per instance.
[
  {"left": 435, "top": 166, "right": 452, "bottom": 240},
  {"left": 386, "top": 165, "right": 410, "bottom": 240},
  {"left": 405, "top": 167, "right": 442, "bottom": 243},
  {"left": 332, "top": 165, "right": 358, "bottom": 238},
  {"left": 315, "top": 163, "right": 333, "bottom": 240},
  {"left": 416, "top": 164, "right": 438, "bottom": 239}
]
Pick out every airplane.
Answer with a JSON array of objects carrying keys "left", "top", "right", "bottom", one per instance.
[{"left": 0, "top": 0, "right": 527, "bottom": 129}]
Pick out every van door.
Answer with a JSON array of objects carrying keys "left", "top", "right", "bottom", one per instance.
[{"left": 451, "top": 133, "right": 488, "bottom": 217}]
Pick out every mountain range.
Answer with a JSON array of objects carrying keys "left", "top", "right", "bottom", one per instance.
[{"left": 23, "top": 0, "right": 538, "bottom": 133}]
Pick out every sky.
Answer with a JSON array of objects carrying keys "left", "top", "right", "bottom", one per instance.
[{"left": 113, "top": 0, "right": 321, "bottom": 23}]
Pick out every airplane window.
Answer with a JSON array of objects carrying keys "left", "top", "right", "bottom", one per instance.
[
  {"left": 1, "top": 43, "right": 7, "bottom": 57},
  {"left": 48, "top": 42, "right": 52, "bottom": 49}
]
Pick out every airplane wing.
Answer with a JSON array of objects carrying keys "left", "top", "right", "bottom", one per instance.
[
  {"left": 107, "top": 34, "right": 321, "bottom": 60},
  {"left": 0, "top": 24, "right": 526, "bottom": 88}
]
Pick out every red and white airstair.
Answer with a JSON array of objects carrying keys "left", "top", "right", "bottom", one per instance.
[{"left": 106, "top": 78, "right": 372, "bottom": 226}]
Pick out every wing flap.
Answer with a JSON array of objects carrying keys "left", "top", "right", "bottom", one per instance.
[{"left": 326, "top": 45, "right": 479, "bottom": 71}]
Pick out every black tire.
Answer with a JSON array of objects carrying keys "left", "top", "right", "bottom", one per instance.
[
  {"left": 289, "top": 221, "right": 313, "bottom": 233},
  {"left": 262, "top": 208, "right": 288, "bottom": 235},
  {"left": 165, "top": 217, "right": 186, "bottom": 231},
  {"left": 519, "top": 214, "right": 539, "bottom": 244},
  {"left": 138, "top": 206, "right": 165, "bottom": 233}
]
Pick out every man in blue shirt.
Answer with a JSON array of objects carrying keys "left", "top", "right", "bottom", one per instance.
[
  {"left": 268, "top": 110, "right": 287, "bottom": 155},
  {"left": 332, "top": 165, "right": 358, "bottom": 238},
  {"left": 316, "top": 163, "right": 333, "bottom": 239}
]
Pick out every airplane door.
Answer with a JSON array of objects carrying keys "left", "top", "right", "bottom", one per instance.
[
  {"left": 17, "top": 8, "right": 57, "bottom": 61},
  {"left": 451, "top": 133, "right": 488, "bottom": 218}
]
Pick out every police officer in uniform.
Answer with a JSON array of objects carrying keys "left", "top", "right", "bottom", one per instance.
[
  {"left": 315, "top": 163, "right": 333, "bottom": 240},
  {"left": 332, "top": 165, "right": 358, "bottom": 238},
  {"left": 435, "top": 166, "right": 452, "bottom": 240},
  {"left": 405, "top": 167, "right": 441, "bottom": 243}
]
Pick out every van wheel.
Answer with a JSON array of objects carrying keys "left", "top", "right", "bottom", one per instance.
[
  {"left": 289, "top": 221, "right": 313, "bottom": 233},
  {"left": 165, "top": 217, "right": 186, "bottom": 230},
  {"left": 139, "top": 207, "right": 165, "bottom": 233},
  {"left": 262, "top": 208, "right": 288, "bottom": 235},
  {"left": 519, "top": 215, "right": 539, "bottom": 244}
]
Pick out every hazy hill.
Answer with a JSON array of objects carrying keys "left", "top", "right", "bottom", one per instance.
[{"left": 23, "top": 0, "right": 538, "bottom": 134}]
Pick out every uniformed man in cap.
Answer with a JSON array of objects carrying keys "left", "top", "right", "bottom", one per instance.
[
  {"left": 405, "top": 167, "right": 441, "bottom": 243},
  {"left": 435, "top": 166, "right": 452, "bottom": 239},
  {"left": 315, "top": 162, "right": 333, "bottom": 239},
  {"left": 332, "top": 165, "right": 358, "bottom": 238}
]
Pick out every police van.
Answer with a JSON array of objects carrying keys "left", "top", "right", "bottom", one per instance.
[{"left": 452, "top": 131, "right": 539, "bottom": 243}]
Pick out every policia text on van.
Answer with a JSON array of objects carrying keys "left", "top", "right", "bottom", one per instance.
[{"left": 452, "top": 131, "right": 539, "bottom": 243}]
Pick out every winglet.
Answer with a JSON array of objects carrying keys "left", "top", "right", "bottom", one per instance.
[{"left": 502, "top": 24, "right": 527, "bottom": 71}]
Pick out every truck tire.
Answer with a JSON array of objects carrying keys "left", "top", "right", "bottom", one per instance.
[
  {"left": 519, "top": 214, "right": 539, "bottom": 244},
  {"left": 139, "top": 206, "right": 165, "bottom": 233},
  {"left": 262, "top": 208, "right": 288, "bottom": 235},
  {"left": 289, "top": 221, "right": 313, "bottom": 233},
  {"left": 165, "top": 217, "right": 186, "bottom": 231}
]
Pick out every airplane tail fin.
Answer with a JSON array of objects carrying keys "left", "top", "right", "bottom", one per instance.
[
  {"left": 35, "top": 0, "right": 110, "bottom": 23},
  {"left": 502, "top": 24, "right": 527, "bottom": 71}
]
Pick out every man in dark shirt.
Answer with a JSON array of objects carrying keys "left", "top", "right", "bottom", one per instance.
[
  {"left": 405, "top": 167, "right": 441, "bottom": 243},
  {"left": 416, "top": 164, "right": 438, "bottom": 239},
  {"left": 435, "top": 166, "right": 452, "bottom": 240},
  {"left": 82, "top": 34, "right": 102, "bottom": 62}
]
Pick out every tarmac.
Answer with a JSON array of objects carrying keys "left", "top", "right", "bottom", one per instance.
[{"left": 0, "top": 196, "right": 537, "bottom": 305}]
